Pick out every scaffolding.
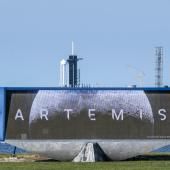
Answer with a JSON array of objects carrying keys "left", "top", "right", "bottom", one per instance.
[{"left": 155, "top": 47, "right": 163, "bottom": 87}]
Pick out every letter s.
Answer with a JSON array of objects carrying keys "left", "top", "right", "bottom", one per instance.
[{"left": 158, "top": 109, "right": 166, "bottom": 121}]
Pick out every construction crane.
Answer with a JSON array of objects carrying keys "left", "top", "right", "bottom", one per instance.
[{"left": 127, "top": 65, "right": 145, "bottom": 87}]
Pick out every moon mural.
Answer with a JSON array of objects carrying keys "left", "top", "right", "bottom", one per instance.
[{"left": 28, "top": 90, "right": 154, "bottom": 139}]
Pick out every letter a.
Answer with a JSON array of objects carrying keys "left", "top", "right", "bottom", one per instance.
[{"left": 15, "top": 109, "right": 24, "bottom": 120}]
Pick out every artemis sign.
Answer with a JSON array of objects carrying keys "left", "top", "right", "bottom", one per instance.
[
  {"left": 14, "top": 108, "right": 167, "bottom": 121},
  {"left": 6, "top": 90, "right": 170, "bottom": 139}
]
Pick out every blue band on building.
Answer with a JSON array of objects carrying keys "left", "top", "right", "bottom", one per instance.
[{"left": 0, "top": 88, "right": 5, "bottom": 141}]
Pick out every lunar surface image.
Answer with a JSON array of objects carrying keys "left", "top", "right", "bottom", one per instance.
[
  {"left": 28, "top": 90, "right": 154, "bottom": 139},
  {"left": 6, "top": 89, "right": 170, "bottom": 140}
]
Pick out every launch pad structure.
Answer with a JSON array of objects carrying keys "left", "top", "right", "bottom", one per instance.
[{"left": 59, "top": 42, "right": 83, "bottom": 88}]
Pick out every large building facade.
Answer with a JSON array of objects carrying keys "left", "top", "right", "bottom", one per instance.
[{"left": 1, "top": 87, "right": 170, "bottom": 161}]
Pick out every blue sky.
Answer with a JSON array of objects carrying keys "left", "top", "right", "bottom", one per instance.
[{"left": 0, "top": 0, "right": 170, "bottom": 87}]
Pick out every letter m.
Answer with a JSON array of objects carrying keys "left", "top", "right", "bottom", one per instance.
[{"left": 112, "top": 109, "right": 124, "bottom": 120}]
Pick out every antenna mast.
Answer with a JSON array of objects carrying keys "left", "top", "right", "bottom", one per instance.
[{"left": 72, "top": 41, "right": 74, "bottom": 55}]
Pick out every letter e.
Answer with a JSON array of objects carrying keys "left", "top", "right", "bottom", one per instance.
[{"left": 88, "top": 109, "right": 96, "bottom": 121}]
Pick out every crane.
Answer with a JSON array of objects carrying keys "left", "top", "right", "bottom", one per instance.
[{"left": 127, "top": 65, "right": 145, "bottom": 87}]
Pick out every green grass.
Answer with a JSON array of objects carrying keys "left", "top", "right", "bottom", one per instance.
[
  {"left": 1, "top": 153, "right": 170, "bottom": 170},
  {"left": 0, "top": 161, "right": 170, "bottom": 170}
]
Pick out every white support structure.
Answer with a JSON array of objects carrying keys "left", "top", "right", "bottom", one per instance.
[{"left": 59, "top": 59, "right": 67, "bottom": 87}]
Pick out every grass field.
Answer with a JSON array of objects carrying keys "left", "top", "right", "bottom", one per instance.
[
  {"left": 1, "top": 154, "right": 170, "bottom": 170},
  {"left": 0, "top": 161, "right": 170, "bottom": 170}
]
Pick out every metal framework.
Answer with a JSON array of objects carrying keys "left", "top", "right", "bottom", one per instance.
[
  {"left": 67, "top": 42, "right": 83, "bottom": 87},
  {"left": 155, "top": 47, "right": 163, "bottom": 87}
]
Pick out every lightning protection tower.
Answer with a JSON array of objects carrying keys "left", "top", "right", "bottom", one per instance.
[{"left": 155, "top": 47, "right": 163, "bottom": 87}]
